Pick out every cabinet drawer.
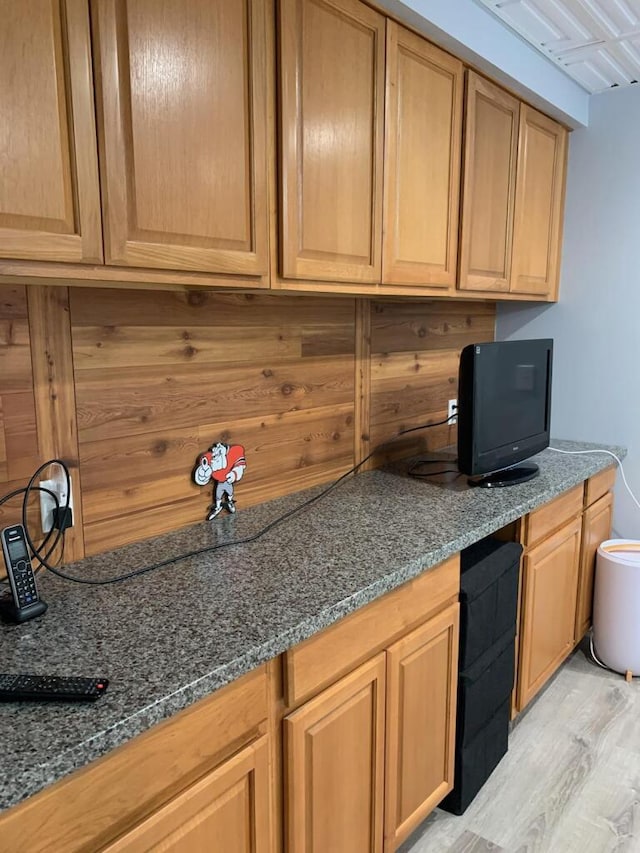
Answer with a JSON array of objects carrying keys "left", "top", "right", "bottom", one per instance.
[
  {"left": 584, "top": 466, "right": 616, "bottom": 507},
  {"left": 523, "top": 485, "right": 582, "bottom": 547},
  {"left": 0, "top": 665, "right": 268, "bottom": 853},
  {"left": 284, "top": 555, "right": 460, "bottom": 707}
]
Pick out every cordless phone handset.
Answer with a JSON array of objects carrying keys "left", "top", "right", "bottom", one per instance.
[{"left": 1, "top": 524, "right": 47, "bottom": 623}]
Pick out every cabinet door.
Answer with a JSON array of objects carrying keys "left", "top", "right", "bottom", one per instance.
[
  {"left": 575, "top": 492, "right": 613, "bottom": 643},
  {"left": 382, "top": 23, "right": 463, "bottom": 289},
  {"left": 285, "top": 654, "right": 386, "bottom": 852},
  {"left": 384, "top": 603, "right": 459, "bottom": 851},
  {"left": 518, "top": 517, "right": 581, "bottom": 710},
  {"left": 103, "top": 736, "right": 271, "bottom": 852},
  {"left": 0, "top": 0, "right": 102, "bottom": 263},
  {"left": 279, "top": 0, "right": 385, "bottom": 284},
  {"left": 511, "top": 105, "right": 568, "bottom": 298},
  {"left": 92, "top": 0, "right": 269, "bottom": 276},
  {"left": 458, "top": 72, "right": 519, "bottom": 293}
]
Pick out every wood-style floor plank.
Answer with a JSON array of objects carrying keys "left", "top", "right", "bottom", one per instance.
[{"left": 401, "top": 645, "right": 640, "bottom": 853}]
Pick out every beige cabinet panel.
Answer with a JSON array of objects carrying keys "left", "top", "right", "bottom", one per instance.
[
  {"left": 0, "top": 0, "right": 102, "bottom": 263},
  {"left": 458, "top": 72, "right": 519, "bottom": 293},
  {"left": 511, "top": 105, "right": 567, "bottom": 298},
  {"left": 384, "top": 603, "right": 459, "bottom": 851},
  {"left": 92, "top": 0, "right": 269, "bottom": 275},
  {"left": 279, "top": 0, "right": 385, "bottom": 284},
  {"left": 575, "top": 492, "right": 613, "bottom": 643},
  {"left": 518, "top": 517, "right": 581, "bottom": 710},
  {"left": 382, "top": 23, "right": 463, "bottom": 289},
  {"left": 104, "top": 737, "right": 271, "bottom": 852},
  {"left": 285, "top": 654, "right": 386, "bottom": 852}
]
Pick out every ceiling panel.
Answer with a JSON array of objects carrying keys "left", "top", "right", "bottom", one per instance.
[{"left": 476, "top": 0, "right": 640, "bottom": 92}]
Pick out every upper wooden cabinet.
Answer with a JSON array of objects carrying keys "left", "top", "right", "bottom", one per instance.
[
  {"left": 279, "top": 0, "right": 385, "bottom": 284},
  {"left": 460, "top": 73, "right": 568, "bottom": 300},
  {"left": 91, "top": 0, "right": 269, "bottom": 275},
  {"left": 511, "top": 105, "right": 568, "bottom": 298},
  {"left": 382, "top": 23, "right": 463, "bottom": 290},
  {"left": 0, "top": 0, "right": 102, "bottom": 263},
  {"left": 459, "top": 72, "right": 519, "bottom": 293},
  {"left": 0, "top": 0, "right": 569, "bottom": 298}
]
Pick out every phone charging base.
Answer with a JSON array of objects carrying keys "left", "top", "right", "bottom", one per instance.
[{"left": 0, "top": 596, "right": 48, "bottom": 624}]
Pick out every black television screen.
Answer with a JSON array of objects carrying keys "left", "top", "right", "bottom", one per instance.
[{"left": 457, "top": 339, "right": 553, "bottom": 487}]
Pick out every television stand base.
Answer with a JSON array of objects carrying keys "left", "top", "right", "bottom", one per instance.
[{"left": 469, "top": 463, "right": 540, "bottom": 488}]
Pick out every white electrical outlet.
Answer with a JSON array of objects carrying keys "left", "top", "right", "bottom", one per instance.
[
  {"left": 448, "top": 399, "right": 458, "bottom": 424},
  {"left": 39, "top": 474, "right": 73, "bottom": 533}
]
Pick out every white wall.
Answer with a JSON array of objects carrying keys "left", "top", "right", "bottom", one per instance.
[
  {"left": 497, "top": 85, "right": 640, "bottom": 537},
  {"left": 378, "top": 0, "right": 590, "bottom": 127}
]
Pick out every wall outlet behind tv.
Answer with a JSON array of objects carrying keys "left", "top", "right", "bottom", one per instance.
[{"left": 448, "top": 399, "right": 458, "bottom": 424}]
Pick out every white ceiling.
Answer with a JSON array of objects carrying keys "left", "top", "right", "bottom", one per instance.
[{"left": 476, "top": 0, "right": 640, "bottom": 93}]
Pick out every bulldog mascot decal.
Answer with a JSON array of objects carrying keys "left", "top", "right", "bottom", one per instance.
[{"left": 194, "top": 442, "right": 247, "bottom": 520}]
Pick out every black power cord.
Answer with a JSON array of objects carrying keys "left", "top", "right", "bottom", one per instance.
[
  {"left": 1, "top": 414, "right": 457, "bottom": 587},
  {"left": 21, "top": 460, "right": 70, "bottom": 571}
]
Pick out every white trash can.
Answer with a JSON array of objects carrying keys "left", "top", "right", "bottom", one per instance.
[{"left": 593, "top": 539, "right": 640, "bottom": 675}]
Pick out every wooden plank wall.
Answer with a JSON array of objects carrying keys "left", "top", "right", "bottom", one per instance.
[
  {"left": 367, "top": 301, "right": 496, "bottom": 462},
  {"left": 0, "top": 286, "right": 41, "bottom": 532},
  {"left": 70, "top": 289, "right": 356, "bottom": 555},
  {"left": 0, "top": 284, "right": 496, "bottom": 559}
]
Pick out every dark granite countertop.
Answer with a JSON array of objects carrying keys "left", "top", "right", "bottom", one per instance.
[{"left": 0, "top": 439, "right": 624, "bottom": 812}]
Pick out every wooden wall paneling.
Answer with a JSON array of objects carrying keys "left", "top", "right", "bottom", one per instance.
[
  {"left": 370, "top": 301, "right": 496, "bottom": 354},
  {"left": 74, "top": 357, "right": 355, "bottom": 443},
  {"left": 368, "top": 301, "right": 496, "bottom": 459},
  {"left": 68, "top": 289, "right": 356, "bottom": 328},
  {"left": 279, "top": 0, "right": 385, "bottom": 285},
  {"left": 0, "top": 0, "right": 102, "bottom": 263},
  {"left": 27, "top": 286, "right": 85, "bottom": 560},
  {"left": 0, "top": 396, "right": 7, "bottom": 483},
  {"left": 91, "top": 0, "right": 269, "bottom": 277},
  {"left": 79, "top": 405, "right": 355, "bottom": 554},
  {"left": 70, "top": 289, "right": 356, "bottom": 554},
  {"left": 0, "top": 286, "right": 42, "bottom": 542},
  {"left": 355, "top": 299, "right": 372, "bottom": 471},
  {"left": 369, "top": 349, "right": 460, "bottom": 452}
]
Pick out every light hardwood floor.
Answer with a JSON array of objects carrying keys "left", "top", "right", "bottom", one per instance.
[{"left": 401, "top": 642, "right": 640, "bottom": 853}]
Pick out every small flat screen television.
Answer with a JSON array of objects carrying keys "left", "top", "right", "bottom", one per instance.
[{"left": 457, "top": 339, "right": 553, "bottom": 487}]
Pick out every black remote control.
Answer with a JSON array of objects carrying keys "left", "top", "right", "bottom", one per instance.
[
  {"left": 1, "top": 524, "right": 47, "bottom": 623},
  {"left": 0, "top": 674, "right": 109, "bottom": 702}
]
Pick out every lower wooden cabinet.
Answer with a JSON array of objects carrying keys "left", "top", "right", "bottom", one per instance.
[
  {"left": 384, "top": 603, "right": 459, "bottom": 851},
  {"left": 517, "top": 517, "right": 581, "bottom": 710},
  {"left": 0, "top": 666, "right": 270, "bottom": 853},
  {"left": 285, "top": 654, "right": 387, "bottom": 853},
  {"left": 575, "top": 491, "right": 614, "bottom": 642},
  {"left": 284, "top": 598, "right": 460, "bottom": 853},
  {"left": 104, "top": 736, "right": 271, "bottom": 853}
]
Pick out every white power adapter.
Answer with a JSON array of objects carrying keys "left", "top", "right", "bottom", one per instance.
[{"left": 39, "top": 474, "right": 73, "bottom": 533}]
